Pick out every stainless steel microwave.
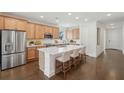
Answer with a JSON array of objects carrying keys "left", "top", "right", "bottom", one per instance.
[{"left": 44, "top": 33, "right": 53, "bottom": 39}]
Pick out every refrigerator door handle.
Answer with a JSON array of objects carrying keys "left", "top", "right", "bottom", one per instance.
[
  {"left": 10, "top": 43, "right": 13, "bottom": 51},
  {"left": 5, "top": 45, "right": 8, "bottom": 51}
]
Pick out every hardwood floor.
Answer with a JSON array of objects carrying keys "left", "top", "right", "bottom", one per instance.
[{"left": 0, "top": 49, "right": 124, "bottom": 80}]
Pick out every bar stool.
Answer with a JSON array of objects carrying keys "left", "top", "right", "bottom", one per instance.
[
  {"left": 70, "top": 48, "right": 81, "bottom": 68},
  {"left": 79, "top": 47, "right": 86, "bottom": 64},
  {"left": 55, "top": 51, "right": 72, "bottom": 79}
]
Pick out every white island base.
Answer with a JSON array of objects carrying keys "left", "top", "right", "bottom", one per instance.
[{"left": 38, "top": 45, "right": 84, "bottom": 78}]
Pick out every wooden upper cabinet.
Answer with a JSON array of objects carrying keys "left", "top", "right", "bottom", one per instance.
[
  {"left": 26, "top": 23, "right": 35, "bottom": 39},
  {"left": 72, "top": 28, "right": 80, "bottom": 39},
  {"left": 4, "top": 17, "right": 17, "bottom": 29},
  {"left": 0, "top": 16, "right": 4, "bottom": 29},
  {"left": 4, "top": 17, "right": 27, "bottom": 31},
  {"left": 74, "top": 28, "right": 79, "bottom": 39},
  {"left": 53, "top": 27, "right": 59, "bottom": 39},
  {"left": 16, "top": 20, "right": 27, "bottom": 31},
  {"left": 35, "top": 24, "right": 44, "bottom": 39},
  {"left": 46, "top": 26, "right": 53, "bottom": 34}
]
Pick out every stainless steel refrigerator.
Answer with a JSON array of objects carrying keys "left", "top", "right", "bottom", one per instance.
[{"left": 0, "top": 30, "right": 26, "bottom": 70}]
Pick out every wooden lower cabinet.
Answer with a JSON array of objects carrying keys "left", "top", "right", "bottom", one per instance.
[
  {"left": 27, "top": 47, "right": 36, "bottom": 62},
  {"left": 27, "top": 46, "right": 45, "bottom": 62}
]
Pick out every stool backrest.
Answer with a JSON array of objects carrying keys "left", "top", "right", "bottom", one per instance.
[
  {"left": 72, "top": 48, "right": 80, "bottom": 57},
  {"left": 79, "top": 47, "right": 86, "bottom": 54},
  {"left": 61, "top": 51, "right": 72, "bottom": 61}
]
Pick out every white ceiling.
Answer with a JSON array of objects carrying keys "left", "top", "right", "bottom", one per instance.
[{"left": 4, "top": 12, "right": 124, "bottom": 28}]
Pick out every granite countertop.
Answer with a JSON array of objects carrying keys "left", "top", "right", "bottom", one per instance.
[
  {"left": 27, "top": 45, "right": 46, "bottom": 48},
  {"left": 27, "top": 43, "right": 80, "bottom": 48},
  {"left": 38, "top": 45, "right": 84, "bottom": 55}
]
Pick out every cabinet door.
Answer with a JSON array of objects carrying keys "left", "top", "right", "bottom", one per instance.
[
  {"left": 27, "top": 48, "right": 36, "bottom": 60},
  {"left": 74, "top": 28, "right": 79, "bottom": 39},
  {"left": 16, "top": 20, "right": 27, "bottom": 31},
  {"left": 4, "top": 17, "right": 17, "bottom": 29},
  {"left": 53, "top": 27, "right": 59, "bottom": 39},
  {"left": 0, "top": 16, "right": 4, "bottom": 29},
  {"left": 27, "top": 23, "right": 35, "bottom": 39},
  {"left": 72, "top": 28, "right": 80, "bottom": 39},
  {"left": 46, "top": 26, "right": 53, "bottom": 34},
  {"left": 72, "top": 29, "right": 76, "bottom": 39},
  {"left": 35, "top": 25, "right": 44, "bottom": 39}
]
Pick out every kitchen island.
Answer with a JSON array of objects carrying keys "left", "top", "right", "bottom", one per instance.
[{"left": 38, "top": 45, "right": 84, "bottom": 78}]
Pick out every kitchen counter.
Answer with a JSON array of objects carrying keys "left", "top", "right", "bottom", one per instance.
[
  {"left": 38, "top": 45, "right": 85, "bottom": 78},
  {"left": 27, "top": 43, "right": 79, "bottom": 48},
  {"left": 27, "top": 45, "right": 46, "bottom": 48}
]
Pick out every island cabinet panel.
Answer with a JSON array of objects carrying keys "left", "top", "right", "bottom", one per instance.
[
  {"left": 35, "top": 25, "right": 44, "bottom": 39},
  {"left": 26, "top": 23, "right": 35, "bottom": 39},
  {"left": 0, "top": 16, "right": 4, "bottom": 29},
  {"left": 36, "top": 46, "right": 45, "bottom": 59},
  {"left": 27, "top": 48, "right": 36, "bottom": 61},
  {"left": 4, "top": 17, "right": 17, "bottom": 30},
  {"left": 53, "top": 27, "right": 59, "bottom": 39}
]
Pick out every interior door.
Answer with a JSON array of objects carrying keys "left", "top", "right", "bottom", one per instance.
[
  {"left": 16, "top": 31, "right": 26, "bottom": 53},
  {"left": 106, "top": 29, "right": 122, "bottom": 50}
]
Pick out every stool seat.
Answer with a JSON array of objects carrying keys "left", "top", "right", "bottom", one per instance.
[{"left": 56, "top": 56, "right": 70, "bottom": 63}]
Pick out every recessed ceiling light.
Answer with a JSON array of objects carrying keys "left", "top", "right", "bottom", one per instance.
[
  {"left": 111, "top": 26, "right": 115, "bottom": 28},
  {"left": 110, "top": 24, "right": 114, "bottom": 26},
  {"left": 40, "top": 16, "right": 44, "bottom": 18},
  {"left": 68, "top": 13, "right": 72, "bottom": 15},
  {"left": 84, "top": 18, "right": 88, "bottom": 22},
  {"left": 107, "top": 13, "right": 112, "bottom": 16},
  {"left": 75, "top": 17, "right": 79, "bottom": 20}
]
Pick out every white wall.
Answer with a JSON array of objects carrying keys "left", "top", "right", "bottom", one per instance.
[
  {"left": 79, "top": 21, "right": 105, "bottom": 58},
  {"left": 96, "top": 22, "right": 105, "bottom": 57},
  {"left": 79, "top": 21, "right": 97, "bottom": 57},
  {"left": 122, "top": 22, "right": 124, "bottom": 54}
]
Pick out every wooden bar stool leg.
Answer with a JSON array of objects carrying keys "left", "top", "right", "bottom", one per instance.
[{"left": 84, "top": 54, "right": 86, "bottom": 64}]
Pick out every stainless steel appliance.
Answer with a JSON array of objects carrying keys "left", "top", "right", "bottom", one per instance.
[
  {"left": 44, "top": 33, "right": 53, "bottom": 39},
  {"left": 0, "top": 30, "right": 26, "bottom": 70}
]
